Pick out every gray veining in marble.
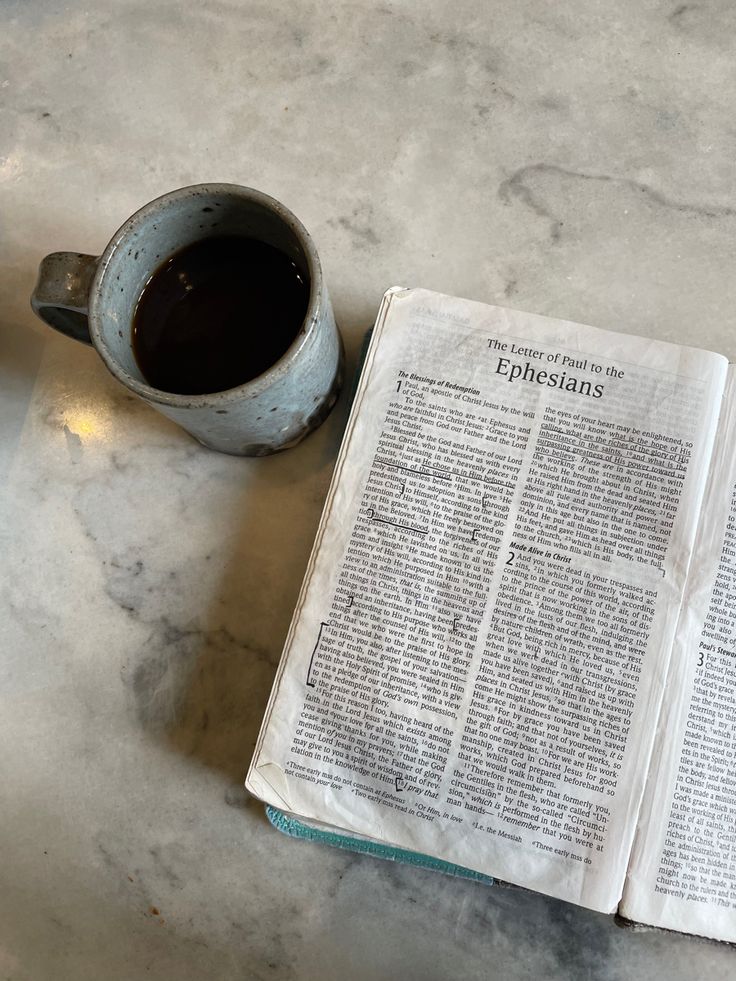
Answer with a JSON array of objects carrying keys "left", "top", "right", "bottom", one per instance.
[{"left": 2, "top": 1, "right": 736, "bottom": 978}]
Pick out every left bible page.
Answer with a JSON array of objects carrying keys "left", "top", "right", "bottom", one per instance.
[{"left": 246, "top": 288, "right": 726, "bottom": 913}]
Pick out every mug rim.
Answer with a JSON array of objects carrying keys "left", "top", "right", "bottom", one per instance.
[{"left": 88, "top": 183, "right": 323, "bottom": 408}]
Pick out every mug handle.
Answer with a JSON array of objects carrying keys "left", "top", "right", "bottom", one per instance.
[{"left": 30, "top": 252, "right": 98, "bottom": 345}]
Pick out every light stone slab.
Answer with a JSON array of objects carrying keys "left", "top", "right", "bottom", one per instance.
[{"left": 2, "top": 1, "right": 736, "bottom": 977}]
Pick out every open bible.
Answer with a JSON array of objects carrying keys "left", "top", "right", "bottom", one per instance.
[{"left": 246, "top": 287, "right": 736, "bottom": 941}]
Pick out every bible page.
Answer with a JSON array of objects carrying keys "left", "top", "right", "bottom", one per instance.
[
  {"left": 247, "top": 288, "right": 726, "bottom": 914},
  {"left": 622, "top": 367, "right": 736, "bottom": 941}
]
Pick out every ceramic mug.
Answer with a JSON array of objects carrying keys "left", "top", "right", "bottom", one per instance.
[{"left": 30, "top": 184, "right": 343, "bottom": 455}]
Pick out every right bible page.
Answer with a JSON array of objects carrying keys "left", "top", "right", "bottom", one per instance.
[{"left": 622, "top": 366, "right": 736, "bottom": 941}]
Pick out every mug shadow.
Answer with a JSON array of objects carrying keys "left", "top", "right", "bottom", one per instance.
[
  {"left": 0, "top": 251, "right": 54, "bottom": 479},
  {"left": 162, "top": 331, "right": 363, "bottom": 793},
  {"left": 0, "top": 248, "right": 51, "bottom": 382}
]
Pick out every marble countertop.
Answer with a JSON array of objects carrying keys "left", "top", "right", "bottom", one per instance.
[{"left": 2, "top": 1, "right": 736, "bottom": 978}]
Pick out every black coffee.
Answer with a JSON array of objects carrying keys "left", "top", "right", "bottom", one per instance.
[{"left": 132, "top": 236, "right": 309, "bottom": 395}]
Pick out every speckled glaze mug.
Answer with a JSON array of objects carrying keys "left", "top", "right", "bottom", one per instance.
[{"left": 30, "top": 184, "right": 343, "bottom": 455}]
